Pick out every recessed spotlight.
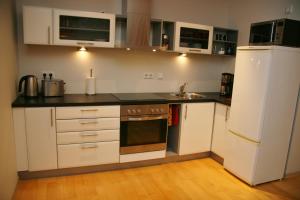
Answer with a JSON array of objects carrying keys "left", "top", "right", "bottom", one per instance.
[
  {"left": 126, "top": 48, "right": 131, "bottom": 51},
  {"left": 152, "top": 49, "right": 157, "bottom": 52}
]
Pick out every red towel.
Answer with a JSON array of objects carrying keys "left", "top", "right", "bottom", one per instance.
[{"left": 172, "top": 105, "right": 179, "bottom": 126}]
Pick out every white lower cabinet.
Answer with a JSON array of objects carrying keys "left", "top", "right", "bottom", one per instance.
[
  {"left": 211, "top": 103, "right": 230, "bottom": 158},
  {"left": 179, "top": 103, "right": 215, "bottom": 155},
  {"left": 56, "top": 118, "right": 120, "bottom": 132},
  {"left": 56, "top": 106, "right": 120, "bottom": 119},
  {"left": 25, "top": 107, "right": 57, "bottom": 171},
  {"left": 58, "top": 141, "right": 119, "bottom": 168},
  {"left": 13, "top": 102, "right": 229, "bottom": 172},
  {"left": 13, "top": 108, "right": 28, "bottom": 171},
  {"left": 56, "top": 105, "right": 121, "bottom": 169},
  {"left": 57, "top": 130, "right": 119, "bottom": 145}
]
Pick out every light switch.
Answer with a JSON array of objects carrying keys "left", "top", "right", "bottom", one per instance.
[{"left": 157, "top": 73, "right": 164, "bottom": 80}]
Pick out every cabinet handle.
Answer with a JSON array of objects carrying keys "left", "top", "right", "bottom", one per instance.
[
  {"left": 50, "top": 108, "right": 53, "bottom": 127},
  {"left": 189, "top": 49, "right": 202, "bottom": 52},
  {"left": 225, "top": 107, "right": 228, "bottom": 122},
  {"left": 77, "top": 42, "right": 95, "bottom": 46},
  {"left": 80, "top": 109, "right": 98, "bottom": 112},
  {"left": 79, "top": 119, "right": 98, "bottom": 124},
  {"left": 48, "top": 26, "right": 51, "bottom": 44},
  {"left": 185, "top": 105, "right": 188, "bottom": 120},
  {"left": 80, "top": 132, "right": 98, "bottom": 137},
  {"left": 127, "top": 116, "right": 164, "bottom": 121},
  {"left": 81, "top": 144, "right": 98, "bottom": 149}
]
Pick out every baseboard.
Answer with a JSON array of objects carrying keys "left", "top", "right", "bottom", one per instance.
[
  {"left": 210, "top": 152, "right": 224, "bottom": 165},
  {"left": 285, "top": 171, "right": 300, "bottom": 178},
  {"left": 18, "top": 151, "right": 211, "bottom": 180}
]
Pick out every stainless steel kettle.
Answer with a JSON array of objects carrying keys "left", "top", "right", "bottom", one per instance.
[{"left": 18, "top": 75, "right": 39, "bottom": 97}]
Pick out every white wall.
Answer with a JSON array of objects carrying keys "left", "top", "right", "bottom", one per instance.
[
  {"left": 228, "top": 0, "right": 300, "bottom": 45},
  {"left": 151, "top": 0, "right": 229, "bottom": 27},
  {"left": 16, "top": 0, "right": 234, "bottom": 94},
  {"left": 0, "top": 0, "right": 18, "bottom": 199}
]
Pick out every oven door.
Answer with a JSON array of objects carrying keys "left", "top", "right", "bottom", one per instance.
[
  {"left": 120, "top": 115, "right": 168, "bottom": 154},
  {"left": 249, "top": 21, "right": 276, "bottom": 45}
]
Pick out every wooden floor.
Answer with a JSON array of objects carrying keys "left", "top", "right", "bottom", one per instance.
[{"left": 13, "top": 158, "right": 300, "bottom": 200}]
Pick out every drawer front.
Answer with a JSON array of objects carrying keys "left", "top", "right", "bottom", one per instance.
[
  {"left": 56, "top": 118, "right": 120, "bottom": 132},
  {"left": 56, "top": 106, "right": 120, "bottom": 119},
  {"left": 57, "top": 130, "right": 119, "bottom": 145},
  {"left": 58, "top": 141, "right": 120, "bottom": 168}
]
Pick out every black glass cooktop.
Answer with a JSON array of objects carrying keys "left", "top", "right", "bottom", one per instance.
[{"left": 113, "top": 93, "right": 167, "bottom": 101}]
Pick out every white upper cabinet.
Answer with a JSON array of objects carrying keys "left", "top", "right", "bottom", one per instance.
[
  {"left": 53, "top": 9, "right": 115, "bottom": 47},
  {"left": 25, "top": 107, "right": 57, "bottom": 171},
  {"left": 174, "top": 22, "right": 213, "bottom": 54},
  {"left": 179, "top": 103, "right": 215, "bottom": 155},
  {"left": 23, "top": 6, "right": 53, "bottom": 45}
]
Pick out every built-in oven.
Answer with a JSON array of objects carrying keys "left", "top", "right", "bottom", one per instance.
[{"left": 120, "top": 104, "right": 168, "bottom": 155}]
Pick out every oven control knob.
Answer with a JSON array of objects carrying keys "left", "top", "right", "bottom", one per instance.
[
  {"left": 132, "top": 109, "right": 137, "bottom": 114},
  {"left": 160, "top": 108, "right": 164, "bottom": 113},
  {"left": 151, "top": 108, "right": 155, "bottom": 113},
  {"left": 137, "top": 109, "right": 141, "bottom": 113},
  {"left": 156, "top": 108, "right": 160, "bottom": 113},
  {"left": 127, "top": 109, "right": 131, "bottom": 114}
]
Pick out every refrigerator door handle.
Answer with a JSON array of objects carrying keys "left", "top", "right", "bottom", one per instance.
[{"left": 228, "top": 129, "right": 261, "bottom": 144}]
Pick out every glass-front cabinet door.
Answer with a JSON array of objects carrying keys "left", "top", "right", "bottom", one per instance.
[
  {"left": 53, "top": 9, "right": 115, "bottom": 47},
  {"left": 174, "top": 22, "right": 213, "bottom": 54}
]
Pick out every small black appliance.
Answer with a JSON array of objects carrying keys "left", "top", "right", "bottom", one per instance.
[{"left": 220, "top": 73, "right": 234, "bottom": 97}]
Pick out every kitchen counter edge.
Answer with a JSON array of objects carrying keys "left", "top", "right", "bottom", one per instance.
[{"left": 12, "top": 93, "right": 231, "bottom": 107}]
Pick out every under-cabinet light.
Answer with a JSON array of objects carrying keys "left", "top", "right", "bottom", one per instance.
[
  {"left": 126, "top": 48, "right": 131, "bottom": 51},
  {"left": 152, "top": 49, "right": 157, "bottom": 52},
  {"left": 179, "top": 53, "right": 187, "bottom": 57},
  {"left": 79, "top": 46, "right": 87, "bottom": 51}
]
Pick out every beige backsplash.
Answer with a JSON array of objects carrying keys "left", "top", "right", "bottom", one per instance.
[{"left": 18, "top": 46, "right": 235, "bottom": 94}]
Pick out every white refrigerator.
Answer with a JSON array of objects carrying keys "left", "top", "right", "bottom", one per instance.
[{"left": 224, "top": 46, "right": 300, "bottom": 186}]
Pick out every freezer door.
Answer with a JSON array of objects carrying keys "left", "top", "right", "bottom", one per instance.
[
  {"left": 229, "top": 49, "right": 272, "bottom": 142},
  {"left": 224, "top": 131, "right": 259, "bottom": 185}
]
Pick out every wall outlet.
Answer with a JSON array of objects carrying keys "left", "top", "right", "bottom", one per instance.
[
  {"left": 285, "top": 4, "right": 294, "bottom": 15},
  {"left": 143, "top": 73, "right": 148, "bottom": 79},
  {"left": 144, "top": 73, "right": 154, "bottom": 79},
  {"left": 148, "top": 73, "right": 154, "bottom": 79},
  {"left": 41, "top": 71, "right": 55, "bottom": 79}
]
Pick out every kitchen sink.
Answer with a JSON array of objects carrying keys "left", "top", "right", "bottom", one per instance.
[{"left": 170, "top": 92, "right": 206, "bottom": 100}]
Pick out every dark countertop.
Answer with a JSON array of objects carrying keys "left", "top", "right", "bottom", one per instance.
[
  {"left": 12, "top": 92, "right": 231, "bottom": 107},
  {"left": 157, "top": 92, "right": 231, "bottom": 106},
  {"left": 12, "top": 94, "right": 120, "bottom": 107}
]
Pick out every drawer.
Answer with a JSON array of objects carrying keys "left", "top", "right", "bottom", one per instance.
[
  {"left": 56, "top": 118, "right": 120, "bottom": 133},
  {"left": 58, "top": 141, "right": 119, "bottom": 168},
  {"left": 56, "top": 106, "right": 120, "bottom": 119},
  {"left": 57, "top": 130, "right": 119, "bottom": 145}
]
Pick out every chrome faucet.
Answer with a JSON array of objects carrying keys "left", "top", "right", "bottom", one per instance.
[{"left": 179, "top": 82, "right": 188, "bottom": 95}]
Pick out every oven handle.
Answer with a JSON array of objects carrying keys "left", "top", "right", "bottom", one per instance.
[{"left": 124, "top": 115, "right": 167, "bottom": 121}]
